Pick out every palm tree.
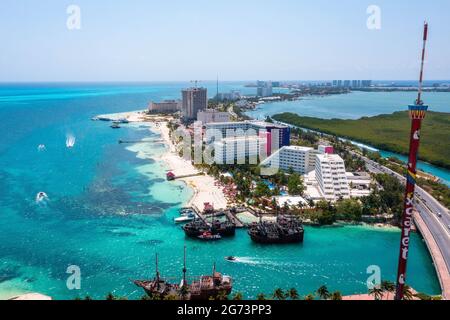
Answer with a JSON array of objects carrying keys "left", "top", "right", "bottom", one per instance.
[
  {"left": 216, "top": 291, "right": 229, "bottom": 301},
  {"left": 105, "top": 292, "right": 116, "bottom": 301},
  {"left": 316, "top": 285, "right": 330, "bottom": 300},
  {"left": 256, "top": 293, "right": 267, "bottom": 301},
  {"left": 304, "top": 294, "right": 315, "bottom": 301},
  {"left": 179, "top": 285, "right": 190, "bottom": 300},
  {"left": 330, "top": 291, "right": 342, "bottom": 301},
  {"left": 403, "top": 285, "right": 415, "bottom": 301},
  {"left": 287, "top": 288, "right": 299, "bottom": 300},
  {"left": 272, "top": 288, "right": 286, "bottom": 300},
  {"left": 380, "top": 280, "right": 395, "bottom": 299},
  {"left": 232, "top": 292, "right": 243, "bottom": 300},
  {"left": 368, "top": 287, "right": 384, "bottom": 301}
]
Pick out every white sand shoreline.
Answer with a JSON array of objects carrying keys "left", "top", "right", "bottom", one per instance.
[
  {"left": 150, "top": 121, "right": 228, "bottom": 211},
  {"left": 93, "top": 110, "right": 229, "bottom": 211}
]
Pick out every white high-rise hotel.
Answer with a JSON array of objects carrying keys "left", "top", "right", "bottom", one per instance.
[
  {"left": 260, "top": 146, "right": 318, "bottom": 174},
  {"left": 315, "top": 154, "right": 350, "bottom": 200},
  {"left": 261, "top": 145, "right": 350, "bottom": 201}
]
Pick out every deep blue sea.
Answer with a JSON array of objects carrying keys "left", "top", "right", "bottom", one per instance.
[{"left": 0, "top": 83, "right": 443, "bottom": 299}]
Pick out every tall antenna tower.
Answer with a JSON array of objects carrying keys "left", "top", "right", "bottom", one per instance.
[
  {"left": 395, "top": 22, "right": 429, "bottom": 301},
  {"left": 216, "top": 74, "right": 219, "bottom": 104}
]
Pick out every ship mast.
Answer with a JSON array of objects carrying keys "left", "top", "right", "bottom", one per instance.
[
  {"left": 395, "top": 22, "right": 429, "bottom": 301},
  {"left": 182, "top": 246, "right": 187, "bottom": 288},
  {"left": 155, "top": 253, "right": 160, "bottom": 289}
]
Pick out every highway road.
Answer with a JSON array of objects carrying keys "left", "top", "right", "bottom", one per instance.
[
  {"left": 352, "top": 152, "right": 450, "bottom": 292},
  {"left": 358, "top": 154, "right": 450, "bottom": 235}
]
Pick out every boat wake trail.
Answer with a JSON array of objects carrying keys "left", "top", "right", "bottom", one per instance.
[{"left": 66, "top": 134, "right": 76, "bottom": 148}]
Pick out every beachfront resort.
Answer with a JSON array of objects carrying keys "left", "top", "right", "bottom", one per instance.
[{"left": 87, "top": 76, "right": 450, "bottom": 301}]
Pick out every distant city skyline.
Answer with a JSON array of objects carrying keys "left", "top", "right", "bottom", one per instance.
[{"left": 1, "top": 0, "right": 450, "bottom": 82}]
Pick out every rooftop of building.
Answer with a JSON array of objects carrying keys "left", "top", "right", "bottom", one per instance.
[
  {"left": 215, "top": 135, "right": 266, "bottom": 144},
  {"left": 316, "top": 153, "right": 345, "bottom": 163},
  {"left": 206, "top": 120, "right": 288, "bottom": 129},
  {"left": 198, "top": 109, "right": 229, "bottom": 114},
  {"left": 182, "top": 87, "right": 207, "bottom": 92},
  {"left": 281, "top": 145, "right": 314, "bottom": 152}
]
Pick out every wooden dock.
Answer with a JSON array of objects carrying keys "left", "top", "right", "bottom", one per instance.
[
  {"left": 172, "top": 173, "right": 204, "bottom": 180},
  {"left": 189, "top": 205, "right": 244, "bottom": 228},
  {"left": 119, "top": 139, "right": 165, "bottom": 144}
]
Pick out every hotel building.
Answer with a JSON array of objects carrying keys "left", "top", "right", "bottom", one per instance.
[
  {"left": 205, "top": 120, "right": 291, "bottom": 153},
  {"left": 257, "top": 81, "right": 273, "bottom": 97},
  {"left": 197, "top": 109, "right": 231, "bottom": 124},
  {"left": 214, "top": 135, "right": 267, "bottom": 165},
  {"left": 182, "top": 87, "right": 207, "bottom": 120},
  {"left": 148, "top": 100, "right": 181, "bottom": 113},
  {"left": 260, "top": 146, "right": 318, "bottom": 175},
  {"left": 315, "top": 154, "right": 350, "bottom": 201}
]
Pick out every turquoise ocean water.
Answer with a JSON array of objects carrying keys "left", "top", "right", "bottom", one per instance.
[{"left": 0, "top": 83, "right": 443, "bottom": 299}]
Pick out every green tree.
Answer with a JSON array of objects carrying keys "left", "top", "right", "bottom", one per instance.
[
  {"left": 232, "top": 292, "right": 243, "bottom": 300},
  {"left": 304, "top": 294, "right": 315, "bottom": 301},
  {"left": 402, "top": 285, "right": 415, "bottom": 301},
  {"left": 368, "top": 287, "right": 384, "bottom": 301},
  {"left": 330, "top": 291, "right": 342, "bottom": 301},
  {"left": 316, "top": 286, "right": 330, "bottom": 300},
  {"left": 216, "top": 291, "right": 229, "bottom": 301},
  {"left": 380, "top": 280, "right": 395, "bottom": 299},
  {"left": 287, "top": 173, "right": 305, "bottom": 196},
  {"left": 272, "top": 288, "right": 286, "bottom": 300},
  {"left": 287, "top": 288, "right": 299, "bottom": 300},
  {"left": 254, "top": 181, "right": 272, "bottom": 197},
  {"left": 256, "top": 293, "right": 267, "bottom": 300},
  {"left": 335, "top": 199, "right": 363, "bottom": 221},
  {"left": 105, "top": 293, "right": 116, "bottom": 301}
]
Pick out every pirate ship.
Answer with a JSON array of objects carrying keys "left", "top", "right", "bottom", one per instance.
[{"left": 134, "top": 248, "right": 232, "bottom": 300}]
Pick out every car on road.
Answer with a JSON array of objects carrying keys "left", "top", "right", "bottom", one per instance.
[{"left": 437, "top": 212, "right": 442, "bottom": 218}]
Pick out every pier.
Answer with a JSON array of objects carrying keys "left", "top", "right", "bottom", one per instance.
[
  {"left": 118, "top": 139, "right": 165, "bottom": 144},
  {"left": 167, "top": 172, "right": 205, "bottom": 181},
  {"left": 188, "top": 205, "right": 244, "bottom": 228}
]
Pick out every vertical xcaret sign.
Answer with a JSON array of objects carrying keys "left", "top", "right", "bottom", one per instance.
[{"left": 395, "top": 22, "right": 429, "bottom": 300}]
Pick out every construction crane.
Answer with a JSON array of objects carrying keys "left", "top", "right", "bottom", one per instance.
[
  {"left": 395, "top": 22, "right": 429, "bottom": 301},
  {"left": 190, "top": 80, "right": 202, "bottom": 88}
]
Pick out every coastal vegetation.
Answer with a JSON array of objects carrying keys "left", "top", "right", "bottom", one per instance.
[
  {"left": 272, "top": 111, "right": 450, "bottom": 170},
  {"left": 365, "top": 151, "right": 450, "bottom": 209},
  {"left": 75, "top": 281, "right": 441, "bottom": 301},
  {"left": 277, "top": 173, "right": 403, "bottom": 226}
]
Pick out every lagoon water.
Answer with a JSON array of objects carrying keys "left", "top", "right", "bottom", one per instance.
[
  {"left": 0, "top": 83, "right": 442, "bottom": 299},
  {"left": 247, "top": 91, "right": 450, "bottom": 186}
]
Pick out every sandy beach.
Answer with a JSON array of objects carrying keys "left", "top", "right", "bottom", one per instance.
[
  {"left": 93, "top": 110, "right": 230, "bottom": 211},
  {"left": 153, "top": 121, "right": 229, "bottom": 211}
]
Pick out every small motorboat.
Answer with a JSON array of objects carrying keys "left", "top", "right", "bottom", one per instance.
[
  {"left": 111, "top": 122, "right": 121, "bottom": 129},
  {"left": 36, "top": 192, "right": 49, "bottom": 203},
  {"left": 225, "top": 256, "right": 237, "bottom": 262},
  {"left": 180, "top": 209, "right": 195, "bottom": 216},
  {"left": 198, "top": 232, "right": 222, "bottom": 241},
  {"left": 174, "top": 213, "right": 196, "bottom": 224},
  {"left": 37, "top": 144, "right": 46, "bottom": 152},
  {"left": 66, "top": 135, "right": 76, "bottom": 148}
]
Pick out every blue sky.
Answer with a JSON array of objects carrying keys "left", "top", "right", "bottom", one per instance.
[{"left": 0, "top": 0, "right": 449, "bottom": 81}]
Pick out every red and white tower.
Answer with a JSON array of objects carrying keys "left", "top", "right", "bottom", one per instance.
[{"left": 395, "top": 22, "right": 429, "bottom": 300}]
